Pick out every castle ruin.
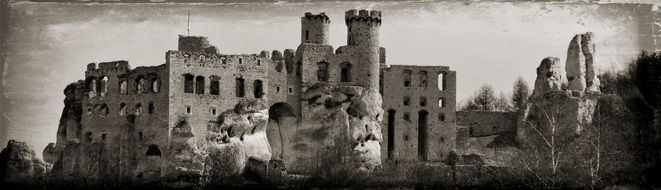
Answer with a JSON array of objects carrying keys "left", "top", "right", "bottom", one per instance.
[{"left": 44, "top": 10, "right": 457, "bottom": 183}]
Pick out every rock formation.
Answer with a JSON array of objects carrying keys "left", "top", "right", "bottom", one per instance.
[
  {"left": 531, "top": 57, "right": 563, "bottom": 98},
  {"left": 161, "top": 120, "right": 204, "bottom": 185},
  {"left": 518, "top": 32, "right": 601, "bottom": 144},
  {"left": 286, "top": 83, "right": 383, "bottom": 177},
  {"left": 0, "top": 140, "right": 50, "bottom": 184},
  {"left": 45, "top": 81, "right": 84, "bottom": 179},
  {"left": 566, "top": 32, "right": 600, "bottom": 94},
  {"left": 205, "top": 99, "right": 272, "bottom": 182}
]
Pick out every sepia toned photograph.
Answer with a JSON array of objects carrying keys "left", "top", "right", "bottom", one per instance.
[{"left": 0, "top": 0, "right": 660, "bottom": 189}]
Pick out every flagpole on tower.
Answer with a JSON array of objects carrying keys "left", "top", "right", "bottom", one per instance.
[{"left": 187, "top": 13, "right": 190, "bottom": 36}]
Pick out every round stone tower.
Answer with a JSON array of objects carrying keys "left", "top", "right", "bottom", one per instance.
[
  {"left": 346, "top": 9, "right": 382, "bottom": 89},
  {"left": 301, "top": 12, "right": 330, "bottom": 44}
]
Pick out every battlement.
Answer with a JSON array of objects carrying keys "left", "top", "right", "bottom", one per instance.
[
  {"left": 86, "top": 60, "right": 131, "bottom": 75},
  {"left": 303, "top": 12, "right": 330, "bottom": 23},
  {"left": 345, "top": 9, "right": 382, "bottom": 25}
]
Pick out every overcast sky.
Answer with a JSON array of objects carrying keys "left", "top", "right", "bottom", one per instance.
[{"left": 1, "top": 1, "right": 646, "bottom": 156}]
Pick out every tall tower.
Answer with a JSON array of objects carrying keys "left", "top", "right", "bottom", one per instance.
[
  {"left": 301, "top": 12, "right": 330, "bottom": 44},
  {"left": 346, "top": 9, "right": 382, "bottom": 89}
]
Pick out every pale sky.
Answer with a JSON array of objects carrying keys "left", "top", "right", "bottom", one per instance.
[{"left": 1, "top": 1, "right": 645, "bottom": 156}]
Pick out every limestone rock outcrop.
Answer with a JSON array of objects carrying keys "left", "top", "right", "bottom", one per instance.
[
  {"left": 43, "top": 81, "right": 85, "bottom": 179},
  {"left": 0, "top": 140, "right": 50, "bottom": 184},
  {"left": 287, "top": 83, "right": 383, "bottom": 176},
  {"left": 42, "top": 143, "right": 57, "bottom": 165},
  {"left": 205, "top": 99, "right": 271, "bottom": 181},
  {"left": 566, "top": 32, "right": 600, "bottom": 93},
  {"left": 518, "top": 32, "right": 601, "bottom": 144},
  {"left": 531, "top": 57, "right": 563, "bottom": 98},
  {"left": 162, "top": 121, "right": 204, "bottom": 184}
]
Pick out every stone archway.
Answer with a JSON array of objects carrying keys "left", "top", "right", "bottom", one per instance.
[{"left": 266, "top": 102, "right": 296, "bottom": 160}]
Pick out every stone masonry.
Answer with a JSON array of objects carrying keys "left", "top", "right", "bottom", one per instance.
[{"left": 44, "top": 9, "right": 458, "bottom": 184}]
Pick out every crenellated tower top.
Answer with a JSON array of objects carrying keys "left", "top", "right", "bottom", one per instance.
[
  {"left": 301, "top": 12, "right": 330, "bottom": 45},
  {"left": 345, "top": 9, "right": 381, "bottom": 47}
]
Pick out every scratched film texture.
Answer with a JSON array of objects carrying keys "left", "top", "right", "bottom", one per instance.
[{"left": 0, "top": 1, "right": 655, "bottom": 158}]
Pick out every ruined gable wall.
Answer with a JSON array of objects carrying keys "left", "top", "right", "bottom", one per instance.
[
  {"left": 267, "top": 50, "right": 290, "bottom": 106},
  {"left": 79, "top": 61, "right": 169, "bottom": 182},
  {"left": 381, "top": 65, "right": 456, "bottom": 162}
]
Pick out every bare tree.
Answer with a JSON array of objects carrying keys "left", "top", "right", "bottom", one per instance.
[
  {"left": 460, "top": 84, "right": 497, "bottom": 111},
  {"left": 527, "top": 104, "right": 563, "bottom": 175},
  {"left": 495, "top": 92, "right": 513, "bottom": 112}
]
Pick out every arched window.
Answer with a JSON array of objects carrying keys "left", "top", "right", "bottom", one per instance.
[
  {"left": 135, "top": 103, "right": 142, "bottom": 116},
  {"left": 99, "top": 76, "right": 108, "bottom": 97},
  {"left": 439, "top": 113, "right": 446, "bottom": 121},
  {"left": 183, "top": 74, "right": 194, "bottom": 93},
  {"left": 148, "top": 102, "right": 154, "bottom": 114},
  {"left": 438, "top": 72, "right": 446, "bottom": 91},
  {"left": 403, "top": 112, "right": 411, "bottom": 121},
  {"left": 195, "top": 76, "right": 205, "bottom": 94},
  {"left": 119, "top": 103, "right": 127, "bottom": 116},
  {"left": 419, "top": 70, "right": 428, "bottom": 88},
  {"left": 146, "top": 144, "right": 161, "bottom": 156},
  {"left": 151, "top": 78, "right": 160, "bottom": 93},
  {"left": 236, "top": 77, "right": 245, "bottom": 97},
  {"left": 239, "top": 57, "right": 243, "bottom": 64},
  {"left": 253, "top": 80, "right": 264, "bottom": 98},
  {"left": 86, "top": 104, "right": 93, "bottom": 115},
  {"left": 439, "top": 97, "right": 446, "bottom": 108},
  {"left": 120, "top": 80, "right": 128, "bottom": 94},
  {"left": 403, "top": 96, "right": 411, "bottom": 106},
  {"left": 210, "top": 76, "right": 220, "bottom": 95},
  {"left": 403, "top": 70, "right": 412, "bottom": 87},
  {"left": 99, "top": 104, "right": 109, "bottom": 116},
  {"left": 305, "top": 30, "right": 310, "bottom": 41},
  {"left": 420, "top": 96, "right": 427, "bottom": 106},
  {"left": 86, "top": 77, "right": 97, "bottom": 98},
  {"left": 317, "top": 62, "right": 329, "bottom": 82},
  {"left": 340, "top": 62, "right": 352, "bottom": 82},
  {"left": 136, "top": 75, "right": 146, "bottom": 94}
]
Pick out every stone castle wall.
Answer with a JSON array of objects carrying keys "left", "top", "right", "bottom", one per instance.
[
  {"left": 381, "top": 65, "right": 456, "bottom": 162},
  {"left": 46, "top": 9, "right": 458, "bottom": 183},
  {"left": 456, "top": 111, "right": 517, "bottom": 137}
]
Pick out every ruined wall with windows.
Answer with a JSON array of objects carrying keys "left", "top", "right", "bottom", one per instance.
[
  {"left": 78, "top": 60, "right": 169, "bottom": 181},
  {"left": 49, "top": 9, "right": 462, "bottom": 182},
  {"left": 381, "top": 65, "right": 456, "bottom": 162},
  {"left": 167, "top": 35, "right": 293, "bottom": 148}
]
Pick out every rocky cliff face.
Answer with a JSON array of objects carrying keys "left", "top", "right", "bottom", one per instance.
[
  {"left": 0, "top": 140, "right": 50, "bottom": 184},
  {"left": 46, "top": 81, "right": 85, "bottom": 179},
  {"left": 205, "top": 99, "right": 272, "bottom": 182},
  {"left": 286, "top": 83, "right": 383, "bottom": 176}
]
